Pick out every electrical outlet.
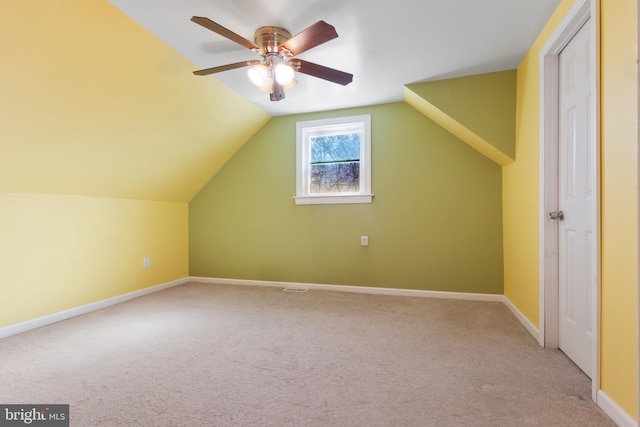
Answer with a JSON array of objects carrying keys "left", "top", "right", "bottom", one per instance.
[
  {"left": 143, "top": 257, "right": 150, "bottom": 268},
  {"left": 360, "top": 236, "right": 369, "bottom": 246}
]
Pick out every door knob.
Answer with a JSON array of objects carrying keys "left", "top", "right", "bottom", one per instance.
[{"left": 549, "top": 211, "right": 565, "bottom": 220}]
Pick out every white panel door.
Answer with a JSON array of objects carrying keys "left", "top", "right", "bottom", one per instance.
[{"left": 558, "top": 19, "right": 594, "bottom": 378}]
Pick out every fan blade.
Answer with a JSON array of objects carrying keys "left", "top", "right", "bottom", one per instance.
[
  {"left": 278, "top": 21, "right": 338, "bottom": 57},
  {"left": 191, "top": 17, "right": 263, "bottom": 54},
  {"left": 290, "top": 59, "right": 353, "bottom": 86},
  {"left": 193, "top": 60, "right": 261, "bottom": 76}
]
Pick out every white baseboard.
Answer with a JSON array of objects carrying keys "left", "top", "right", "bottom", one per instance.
[
  {"left": 193, "top": 278, "right": 546, "bottom": 346},
  {"left": 0, "top": 277, "right": 507, "bottom": 340},
  {"left": 0, "top": 277, "right": 189, "bottom": 339},
  {"left": 597, "top": 390, "right": 637, "bottom": 427},
  {"left": 502, "top": 295, "right": 542, "bottom": 344},
  {"left": 188, "top": 276, "right": 505, "bottom": 302}
]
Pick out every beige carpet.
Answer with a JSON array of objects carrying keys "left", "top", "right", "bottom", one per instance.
[{"left": 0, "top": 282, "right": 615, "bottom": 426}]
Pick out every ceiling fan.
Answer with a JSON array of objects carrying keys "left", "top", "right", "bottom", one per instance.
[{"left": 190, "top": 17, "right": 353, "bottom": 101}]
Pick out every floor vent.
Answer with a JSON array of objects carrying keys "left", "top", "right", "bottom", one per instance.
[{"left": 282, "top": 287, "right": 308, "bottom": 293}]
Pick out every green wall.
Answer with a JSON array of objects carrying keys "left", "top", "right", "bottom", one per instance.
[
  {"left": 189, "top": 102, "right": 503, "bottom": 294},
  {"left": 406, "top": 70, "right": 517, "bottom": 160}
]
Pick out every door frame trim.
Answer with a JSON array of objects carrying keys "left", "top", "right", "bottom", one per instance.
[
  {"left": 637, "top": 0, "right": 640, "bottom": 421},
  {"left": 538, "top": 0, "right": 600, "bottom": 401}
]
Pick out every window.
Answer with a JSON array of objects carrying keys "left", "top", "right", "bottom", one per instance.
[{"left": 295, "top": 115, "right": 372, "bottom": 205}]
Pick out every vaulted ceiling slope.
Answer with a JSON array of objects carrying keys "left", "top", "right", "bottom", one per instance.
[{"left": 0, "top": 1, "right": 270, "bottom": 202}]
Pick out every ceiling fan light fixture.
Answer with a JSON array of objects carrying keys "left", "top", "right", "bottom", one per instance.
[
  {"left": 283, "top": 79, "right": 298, "bottom": 92},
  {"left": 274, "top": 62, "right": 295, "bottom": 85},
  {"left": 247, "top": 64, "right": 269, "bottom": 87},
  {"left": 191, "top": 17, "right": 353, "bottom": 102},
  {"left": 257, "top": 77, "right": 274, "bottom": 93}
]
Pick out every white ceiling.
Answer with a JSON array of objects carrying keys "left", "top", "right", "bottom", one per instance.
[{"left": 108, "top": 0, "right": 560, "bottom": 116}]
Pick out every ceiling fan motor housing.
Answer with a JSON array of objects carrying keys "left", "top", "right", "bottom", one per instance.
[{"left": 254, "top": 26, "right": 292, "bottom": 54}]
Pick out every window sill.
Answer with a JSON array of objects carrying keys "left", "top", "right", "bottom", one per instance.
[{"left": 293, "top": 194, "right": 374, "bottom": 205}]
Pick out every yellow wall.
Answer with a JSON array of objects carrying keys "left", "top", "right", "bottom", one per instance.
[
  {"left": 600, "top": 0, "right": 638, "bottom": 417},
  {"left": 505, "top": 0, "right": 638, "bottom": 419},
  {"left": 503, "top": 0, "right": 576, "bottom": 326},
  {"left": 0, "top": 193, "right": 188, "bottom": 328},
  {"left": 0, "top": 2, "right": 266, "bottom": 328},
  {"left": 0, "top": 0, "right": 270, "bottom": 202}
]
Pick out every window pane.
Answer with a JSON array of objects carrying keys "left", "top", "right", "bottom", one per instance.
[
  {"left": 310, "top": 133, "right": 360, "bottom": 164},
  {"left": 309, "top": 133, "right": 360, "bottom": 194},
  {"left": 295, "top": 114, "right": 371, "bottom": 204},
  {"left": 310, "top": 162, "right": 360, "bottom": 193}
]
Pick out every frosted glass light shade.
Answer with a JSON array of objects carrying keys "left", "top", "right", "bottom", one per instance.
[
  {"left": 247, "top": 64, "right": 269, "bottom": 87},
  {"left": 274, "top": 63, "right": 295, "bottom": 85}
]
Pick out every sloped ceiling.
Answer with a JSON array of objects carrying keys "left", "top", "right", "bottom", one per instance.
[
  {"left": 108, "top": 0, "right": 561, "bottom": 116},
  {"left": 0, "top": 0, "right": 270, "bottom": 202}
]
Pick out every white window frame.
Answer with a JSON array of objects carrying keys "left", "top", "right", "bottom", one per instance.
[{"left": 294, "top": 114, "right": 372, "bottom": 205}]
